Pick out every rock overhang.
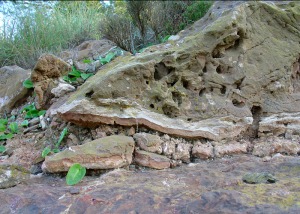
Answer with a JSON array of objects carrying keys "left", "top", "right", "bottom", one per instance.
[{"left": 57, "top": 1, "right": 300, "bottom": 141}]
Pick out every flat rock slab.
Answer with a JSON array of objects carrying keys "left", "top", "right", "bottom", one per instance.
[
  {"left": 1, "top": 155, "right": 299, "bottom": 213},
  {"left": 134, "top": 150, "right": 170, "bottom": 169},
  {"left": 42, "top": 135, "right": 135, "bottom": 173}
]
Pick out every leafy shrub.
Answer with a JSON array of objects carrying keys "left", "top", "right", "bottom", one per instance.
[{"left": 63, "top": 66, "right": 93, "bottom": 84}]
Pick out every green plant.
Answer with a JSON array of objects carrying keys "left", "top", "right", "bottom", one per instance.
[
  {"left": 23, "top": 79, "right": 34, "bottom": 89},
  {"left": 161, "top": 35, "right": 171, "bottom": 43},
  {"left": 99, "top": 52, "right": 116, "bottom": 65},
  {"left": 0, "top": 145, "right": 6, "bottom": 153},
  {"left": 22, "top": 103, "right": 46, "bottom": 119},
  {"left": 0, "top": 119, "right": 8, "bottom": 132},
  {"left": 21, "top": 120, "right": 29, "bottom": 127},
  {"left": 0, "top": 133, "right": 13, "bottom": 141},
  {"left": 82, "top": 59, "right": 92, "bottom": 64},
  {"left": 9, "top": 122, "right": 18, "bottom": 134},
  {"left": 63, "top": 66, "right": 94, "bottom": 84},
  {"left": 66, "top": 163, "right": 86, "bottom": 185},
  {"left": 41, "top": 127, "right": 68, "bottom": 158}
]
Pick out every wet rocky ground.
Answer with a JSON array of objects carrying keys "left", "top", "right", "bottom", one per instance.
[{"left": 0, "top": 154, "right": 299, "bottom": 214}]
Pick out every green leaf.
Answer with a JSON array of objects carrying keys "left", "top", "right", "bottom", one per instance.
[
  {"left": 66, "top": 163, "right": 86, "bottom": 186},
  {"left": 105, "top": 52, "right": 116, "bottom": 62},
  {"left": 38, "top": 110, "right": 46, "bottom": 116},
  {"left": 100, "top": 58, "right": 109, "bottom": 65},
  {"left": 41, "top": 147, "right": 51, "bottom": 158},
  {"left": 0, "top": 133, "right": 13, "bottom": 140},
  {"left": 25, "top": 109, "right": 39, "bottom": 119},
  {"left": 23, "top": 79, "right": 34, "bottom": 89},
  {"left": 9, "top": 115, "right": 16, "bottom": 121},
  {"left": 63, "top": 75, "right": 71, "bottom": 83},
  {"left": 55, "top": 127, "right": 68, "bottom": 148},
  {"left": 22, "top": 104, "right": 36, "bottom": 113},
  {"left": 161, "top": 35, "right": 171, "bottom": 43},
  {"left": 21, "top": 120, "right": 29, "bottom": 127},
  {"left": 0, "top": 123, "right": 6, "bottom": 132},
  {"left": 0, "top": 145, "right": 6, "bottom": 153},
  {"left": 0, "top": 119, "right": 8, "bottom": 125},
  {"left": 9, "top": 122, "right": 18, "bottom": 134},
  {"left": 82, "top": 59, "right": 92, "bottom": 64},
  {"left": 81, "top": 73, "right": 93, "bottom": 80},
  {"left": 52, "top": 148, "right": 60, "bottom": 153},
  {"left": 68, "top": 70, "right": 82, "bottom": 78}
]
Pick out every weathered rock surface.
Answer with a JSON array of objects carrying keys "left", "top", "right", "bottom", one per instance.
[
  {"left": 134, "top": 150, "right": 170, "bottom": 169},
  {"left": 0, "top": 65, "right": 31, "bottom": 113},
  {"left": 253, "top": 137, "right": 300, "bottom": 157},
  {"left": 42, "top": 135, "right": 135, "bottom": 173},
  {"left": 133, "top": 133, "right": 162, "bottom": 154},
  {"left": 0, "top": 164, "right": 30, "bottom": 189},
  {"left": 57, "top": 1, "right": 300, "bottom": 142},
  {"left": 214, "top": 141, "right": 249, "bottom": 158},
  {"left": 50, "top": 79, "right": 75, "bottom": 98},
  {"left": 31, "top": 54, "right": 71, "bottom": 109},
  {"left": 0, "top": 155, "right": 299, "bottom": 213}
]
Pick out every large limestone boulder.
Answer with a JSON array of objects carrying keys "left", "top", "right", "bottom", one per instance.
[
  {"left": 42, "top": 135, "right": 135, "bottom": 173},
  {"left": 57, "top": 1, "right": 300, "bottom": 141},
  {"left": 0, "top": 66, "right": 31, "bottom": 114},
  {"left": 31, "top": 54, "right": 71, "bottom": 109}
]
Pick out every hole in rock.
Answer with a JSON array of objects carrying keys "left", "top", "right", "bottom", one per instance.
[
  {"left": 172, "top": 92, "right": 182, "bottom": 106},
  {"left": 187, "top": 118, "right": 192, "bottom": 122},
  {"left": 203, "top": 65, "right": 207, "bottom": 73},
  {"left": 167, "top": 75, "right": 179, "bottom": 87},
  {"left": 246, "top": 106, "right": 262, "bottom": 138},
  {"left": 154, "top": 62, "right": 173, "bottom": 81},
  {"left": 146, "top": 80, "right": 149, "bottom": 85},
  {"left": 199, "top": 88, "right": 206, "bottom": 97},
  {"left": 232, "top": 99, "right": 245, "bottom": 108},
  {"left": 221, "top": 85, "right": 226, "bottom": 95},
  {"left": 162, "top": 105, "right": 179, "bottom": 118},
  {"left": 85, "top": 90, "right": 94, "bottom": 98},
  {"left": 150, "top": 104, "right": 155, "bottom": 109},
  {"left": 182, "top": 79, "right": 189, "bottom": 89},
  {"left": 235, "top": 77, "right": 245, "bottom": 90},
  {"left": 216, "top": 65, "right": 222, "bottom": 74}
]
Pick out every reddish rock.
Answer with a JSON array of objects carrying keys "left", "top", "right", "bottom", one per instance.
[
  {"left": 192, "top": 142, "right": 214, "bottom": 159},
  {"left": 134, "top": 150, "right": 170, "bottom": 169},
  {"left": 214, "top": 142, "right": 248, "bottom": 158},
  {"left": 252, "top": 137, "right": 300, "bottom": 157},
  {"left": 42, "top": 135, "right": 135, "bottom": 173}
]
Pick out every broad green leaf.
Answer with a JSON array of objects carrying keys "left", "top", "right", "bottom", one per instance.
[
  {"left": 0, "top": 123, "right": 6, "bottom": 132},
  {"left": 25, "top": 109, "right": 39, "bottom": 119},
  {"left": 63, "top": 75, "right": 71, "bottom": 83},
  {"left": 55, "top": 127, "right": 68, "bottom": 148},
  {"left": 23, "top": 79, "right": 34, "bottom": 89},
  {"left": 81, "top": 73, "right": 93, "bottom": 80},
  {"left": 100, "top": 58, "right": 109, "bottom": 65},
  {"left": 22, "top": 104, "right": 36, "bottom": 113},
  {"left": 0, "top": 133, "right": 13, "bottom": 140},
  {"left": 66, "top": 163, "right": 86, "bottom": 186},
  {"left": 42, "top": 147, "right": 51, "bottom": 158},
  {"left": 82, "top": 59, "right": 92, "bottom": 64},
  {"left": 0, "top": 119, "right": 8, "bottom": 125},
  {"left": 9, "top": 122, "right": 18, "bottom": 134},
  {"left": 38, "top": 110, "right": 46, "bottom": 116},
  {"left": 68, "top": 70, "right": 81, "bottom": 78},
  {"left": 21, "top": 120, "right": 29, "bottom": 127},
  {"left": 0, "top": 145, "right": 6, "bottom": 153}
]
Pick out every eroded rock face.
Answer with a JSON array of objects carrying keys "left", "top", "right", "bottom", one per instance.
[
  {"left": 42, "top": 135, "right": 135, "bottom": 173},
  {"left": 0, "top": 66, "right": 31, "bottom": 113},
  {"left": 57, "top": 1, "right": 300, "bottom": 141},
  {"left": 134, "top": 150, "right": 170, "bottom": 169},
  {"left": 31, "top": 54, "right": 71, "bottom": 109}
]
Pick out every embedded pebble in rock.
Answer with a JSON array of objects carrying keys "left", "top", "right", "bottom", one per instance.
[
  {"left": 42, "top": 135, "right": 135, "bottom": 173},
  {"left": 162, "top": 140, "right": 176, "bottom": 158},
  {"left": 192, "top": 142, "right": 214, "bottom": 159},
  {"left": 134, "top": 150, "right": 170, "bottom": 169},
  {"left": 214, "top": 142, "right": 248, "bottom": 158},
  {"left": 172, "top": 143, "right": 192, "bottom": 163},
  {"left": 252, "top": 137, "right": 300, "bottom": 157},
  {"left": 133, "top": 133, "right": 163, "bottom": 154}
]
